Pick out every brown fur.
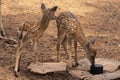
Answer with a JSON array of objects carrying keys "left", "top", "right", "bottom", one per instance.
[
  {"left": 14, "top": 3, "right": 57, "bottom": 77},
  {"left": 56, "top": 12, "right": 96, "bottom": 67}
]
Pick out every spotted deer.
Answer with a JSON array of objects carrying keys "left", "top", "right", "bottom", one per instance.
[
  {"left": 14, "top": 3, "right": 57, "bottom": 77},
  {"left": 56, "top": 12, "right": 96, "bottom": 67}
]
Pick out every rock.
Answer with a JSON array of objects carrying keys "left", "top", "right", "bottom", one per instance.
[
  {"left": 105, "top": 70, "right": 120, "bottom": 80},
  {"left": 92, "top": 70, "right": 120, "bottom": 80},
  {"left": 69, "top": 70, "right": 92, "bottom": 80},
  {"left": 69, "top": 58, "right": 120, "bottom": 80},
  {"left": 77, "top": 58, "right": 120, "bottom": 72},
  {"left": 91, "top": 74, "right": 106, "bottom": 80},
  {"left": 76, "top": 59, "right": 90, "bottom": 71},
  {"left": 28, "top": 62, "right": 67, "bottom": 74},
  {"left": 95, "top": 58, "right": 120, "bottom": 72},
  {"left": 69, "top": 59, "right": 92, "bottom": 79}
]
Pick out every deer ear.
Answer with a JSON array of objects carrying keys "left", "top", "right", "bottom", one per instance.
[
  {"left": 89, "top": 37, "right": 96, "bottom": 45},
  {"left": 41, "top": 3, "right": 46, "bottom": 12},
  {"left": 50, "top": 6, "right": 58, "bottom": 12}
]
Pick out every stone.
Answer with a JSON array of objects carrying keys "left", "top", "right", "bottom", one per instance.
[
  {"left": 91, "top": 70, "right": 120, "bottom": 80},
  {"left": 69, "top": 58, "right": 120, "bottom": 80},
  {"left": 28, "top": 62, "right": 67, "bottom": 74},
  {"left": 77, "top": 58, "right": 120, "bottom": 72},
  {"left": 69, "top": 70, "right": 92, "bottom": 80},
  {"left": 95, "top": 58, "right": 120, "bottom": 72}
]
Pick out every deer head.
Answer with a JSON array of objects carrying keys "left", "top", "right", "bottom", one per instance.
[
  {"left": 86, "top": 37, "right": 97, "bottom": 65},
  {"left": 41, "top": 3, "right": 58, "bottom": 20}
]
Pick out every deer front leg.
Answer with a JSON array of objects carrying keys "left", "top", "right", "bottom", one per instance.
[
  {"left": 33, "top": 39, "right": 39, "bottom": 63},
  {"left": 56, "top": 41, "right": 61, "bottom": 62},
  {"left": 68, "top": 39, "right": 73, "bottom": 68},
  {"left": 74, "top": 41, "right": 79, "bottom": 66}
]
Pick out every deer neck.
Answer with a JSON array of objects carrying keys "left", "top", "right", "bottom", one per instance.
[
  {"left": 38, "top": 15, "right": 51, "bottom": 31},
  {"left": 76, "top": 29, "right": 88, "bottom": 50}
]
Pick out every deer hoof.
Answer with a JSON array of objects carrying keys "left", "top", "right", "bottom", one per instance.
[
  {"left": 74, "top": 62, "right": 79, "bottom": 67},
  {"left": 27, "top": 62, "right": 31, "bottom": 66},
  {"left": 72, "top": 63, "right": 79, "bottom": 67},
  {"left": 14, "top": 71, "right": 19, "bottom": 77},
  {"left": 18, "top": 67, "right": 21, "bottom": 72},
  {"left": 66, "top": 65, "right": 72, "bottom": 72}
]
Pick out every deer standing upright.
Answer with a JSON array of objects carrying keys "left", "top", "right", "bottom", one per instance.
[
  {"left": 56, "top": 12, "right": 96, "bottom": 67},
  {"left": 14, "top": 3, "right": 57, "bottom": 77}
]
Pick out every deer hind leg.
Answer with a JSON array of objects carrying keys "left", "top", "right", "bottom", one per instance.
[
  {"left": 74, "top": 41, "right": 79, "bottom": 66},
  {"left": 14, "top": 41, "right": 25, "bottom": 77},
  {"left": 61, "top": 35, "right": 69, "bottom": 60},
  {"left": 56, "top": 33, "right": 65, "bottom": 62}
]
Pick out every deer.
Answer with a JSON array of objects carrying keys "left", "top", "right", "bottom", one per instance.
[
  {"left": 14, "top": 3, "right": 57, "bottom": 77},
  {"left": 56, "top": 12, "right": 96, "bottom": 67}
]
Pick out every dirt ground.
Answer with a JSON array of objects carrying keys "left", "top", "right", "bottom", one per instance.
[{"left": 0, "top": 0, "right": 120, "bottom": 80}]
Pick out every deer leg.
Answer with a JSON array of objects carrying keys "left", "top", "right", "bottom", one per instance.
[
  {"left": 33, "top": 39, "right": 39, "bottom": 63},
  {"left": 14, "top": 41, "right": 24, "bottom": 77},
  {"left": 62, "top": 36, "right": 69, "bottom": 60},
  {"left": 74, "top": 41, "right": 79, "bottom": 66},
  {"left": 68, "top": 39, "right": 73, "bottom": 67},
  {"left": 56, "top": 33, "right": 65, "bottom": 62}
]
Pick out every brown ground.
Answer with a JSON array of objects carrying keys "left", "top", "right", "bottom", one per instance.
[{"left": 0, "top": 0, "right": 120, "bottom": 80}]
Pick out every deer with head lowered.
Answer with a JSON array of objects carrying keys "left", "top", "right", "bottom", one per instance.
[
  {"left": 14, "top": 3, "right": 57, "bottom": 77},
  {"left": 56, "top": 12, "right": 96, "bottom": 67}
]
